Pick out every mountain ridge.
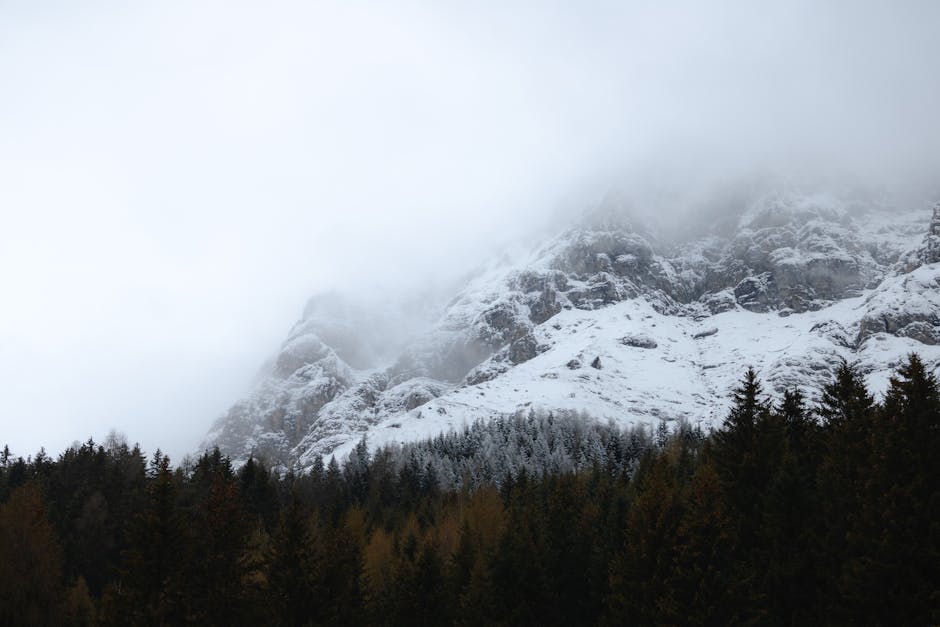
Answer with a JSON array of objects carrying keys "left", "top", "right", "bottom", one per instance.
[{"left": 203, "top": 188, "right": 940, "bottom": 469}]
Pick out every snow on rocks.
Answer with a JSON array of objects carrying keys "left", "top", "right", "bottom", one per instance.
[{"left": 203, "top": 191, "right": 940, "bottom": 469}]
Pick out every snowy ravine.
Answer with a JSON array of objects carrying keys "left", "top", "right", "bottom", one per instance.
[{"left": 202, "top": 189, "right": 940, "bottom": 469}]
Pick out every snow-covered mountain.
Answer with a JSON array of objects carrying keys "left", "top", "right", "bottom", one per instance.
[{"left": 203, "top": 188, "right": 940, "bottom": 469}]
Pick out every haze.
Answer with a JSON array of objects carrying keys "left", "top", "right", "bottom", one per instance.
[{"left": 1, "top": 0, "right": 939, "bottom": 460}]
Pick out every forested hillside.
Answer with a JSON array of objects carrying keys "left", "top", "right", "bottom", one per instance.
[{"left": 1, "top": 355, "right": 938, "bottom": 625}]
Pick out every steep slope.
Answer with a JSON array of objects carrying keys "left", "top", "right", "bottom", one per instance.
[{"left": 203, "top": 192, "right": 940, "bottom": 469}]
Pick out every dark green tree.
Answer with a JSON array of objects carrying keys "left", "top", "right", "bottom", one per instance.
[
  {"left": 0, "top": 483, "right": 64, "bottom": 624},
  {"left": 845, "top": 354, "right": 940, "bottom": 624},
  {"left": 815, "top": 361, "right": 875, "bottom": 617},
  {"left": 118, "top": 451, "right": 186, "bottom": 624},
  {"left": 268, "top": 496, "right": 318, "bottom": 626}
]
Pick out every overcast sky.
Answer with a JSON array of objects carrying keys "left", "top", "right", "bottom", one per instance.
[{"left": 2, "top": 1, "right": 939, "bottom": 460}]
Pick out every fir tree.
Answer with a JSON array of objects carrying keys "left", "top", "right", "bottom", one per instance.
[
  {"left": 815, "top": 360, "right": 875, "bottom": 616},
  {"left": 268, "top": 496, "right": 318, "bottom": 626},
  {"left": 0, "top": 483, "right": 64, "bottom": 625},
  {"left": 849, "top": 354, "right": 940, "bottom": 624},
  {"left": 712, "top": 368, "right": 772, "bottom": 536}
]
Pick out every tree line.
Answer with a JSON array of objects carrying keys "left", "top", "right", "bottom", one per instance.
[{"left": 0, "top": 355, "right": 938, "bottom": 625}]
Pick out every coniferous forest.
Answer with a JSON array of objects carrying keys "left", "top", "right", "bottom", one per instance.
[{"left": 1, "top": 355, "right": 938, "bottom": 626}]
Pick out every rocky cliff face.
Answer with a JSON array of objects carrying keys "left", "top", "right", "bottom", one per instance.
[{"left": 203, "top": 189, "right": 940, "bottom": 469}]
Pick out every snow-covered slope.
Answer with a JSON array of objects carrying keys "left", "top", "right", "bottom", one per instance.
[{"left": 203, "top": 190, "right": 940, "bottom": 468}]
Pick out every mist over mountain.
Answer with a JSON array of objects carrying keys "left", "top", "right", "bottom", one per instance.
[
  {"left": 2, "top": 0, "right": 940, "bottom": 463},
  {"left": 204, "top": 178, "right": 940, "bottom": 468}
]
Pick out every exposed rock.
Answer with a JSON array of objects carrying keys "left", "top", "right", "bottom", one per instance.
[
  {"left": 734, "top": 273, "right": 776, "bottom": 312},
  {"left": 897, "top": 321, "right": 940, "bottom": 345},
  {"left": 620, "top": 334, "right": 658, "bottom": 349},
  {"left": 273, "top": 334, "right": 333, "bottom": 378},
  {"left": 809, "top": 321, "right": 857, "bottom": 349},
  {"left": 567, "top": 273, "right": 633, "bottom": 310},
  {"left": 477, "top": 300, "right": 531, "bottom": 347},
  {"left": 508, "top": 334, "right": 540, "bottom": 364},
  {"left": 528, "top": 287, "right": 564, "bottom": 324},
  {"left": 552, "top": 231, "right": 653, "bottom": 278},
  {"left": 902, "top": 202, "right": 940, "bottom": 271},
  {"left": 925, "top": 203, "right": 940, "bottom": 265},
  {"left": 463, "top": 333, "right": 546, "bottom": 385},
  {"left": 699, "top": 289, "right": 737, "bottom": 314}
]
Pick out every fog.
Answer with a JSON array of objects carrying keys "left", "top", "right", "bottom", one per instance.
[{"left": 1, "top": 1, "right": 938, "bottom": 460}]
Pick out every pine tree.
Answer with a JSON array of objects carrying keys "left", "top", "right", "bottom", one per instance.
[
  {"left": 316, "top": 514, "right": 364, "bottom": 625},
  {"left": 712, "top": 368, "right": 771, "bottom": 534},
  {"left": 667, "top": 461, "right": 741, "bottom": 626},
  {"left": 190, "top": 473, "right": 253, "bottom": 625},
  {"left": 392, "top": 539, "right": 451, "bottom": 626},
  {"left": 490, "top": 475, "right": 552, "bottom": 625},
  {"left": 62, "top": 576, "right": 97, "bottom": 626},
  {"left": 361, "top": 527, "right": 396, "bottom": 622},
  {"left": 119, "top": 452, "right": 186, "bottom": 624},
  {"left": 751, "top": 388, "right": 823, "bottom": 623},
  {"left": 815, "top": 360, "right": 875, "bottom": 617},
  {"left": 778, "top": 387, "right": 817, "bottom": 455},
  {"left": 268, "top": 496, "right": 318, "bottom": 626},
  {"left": 760, "top": 446, "right": 821, "bottom": 624},
  {"left": 606, "top": 451, "right": 683, "bottom": 625},
  {"left": 238, "top": 456, "right": 278, "bottom": 531},
  {"left": 848, "top": 354, "right": 940, "bottom": 624},
  {"left": 0, "top": 483, "right": 65, "bottom": 625}
]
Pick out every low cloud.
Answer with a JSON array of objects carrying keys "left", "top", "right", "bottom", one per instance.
[{"left": 1, "top": 0, "right": 938, "bottom": 458}]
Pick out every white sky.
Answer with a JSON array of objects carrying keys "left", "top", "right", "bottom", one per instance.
[{"left": 1, "top": 1, "right": 939, "bottom": 460}]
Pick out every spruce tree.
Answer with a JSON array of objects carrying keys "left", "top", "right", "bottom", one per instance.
[
  {"left": 268, "top": 496, "right": 318, "bottom": 626},
  {"left": 0, "top": 483, "right": 65, "bottom": 624},
  {"left": 119, "top": 452, "right": 186, "bottom": 624},
  {"left": 851, "top": 354, "right": 940, "bottom": 624},
  {"left": 712, "top": 368, "right": 771, "bottom": 535},
  {"left": 606, "top": 452, "right": 683, "bottom": 625},
  {"left": 668, "top": 461, "right": 740, "bottom": 626},
  {"left": 815, "top": 360, "right": 875, "bottom": 617}
]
